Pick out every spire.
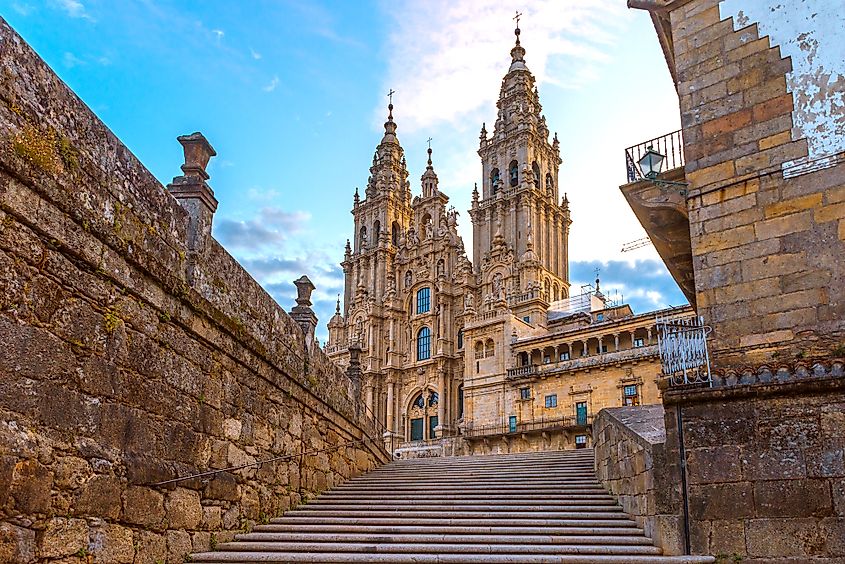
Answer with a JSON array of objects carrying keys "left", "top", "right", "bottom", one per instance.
[
  {"left": 335, "top": 294, "right": 341, "bottom": 315},
  {"left": 510, "top": 11, "right": 527, "bottom": 69},
  {"left": 421, "top": 139, "right": 438, "bottom": 196},
  {"left": 381, "top": 100, "right": 398, "bottom": 143}
]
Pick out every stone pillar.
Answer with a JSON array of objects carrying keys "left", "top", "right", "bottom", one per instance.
[
  {"left": 582, "top": 341, "right": 588, "bottom": 356},
  {"left": 386, "top": 379, "right": 395, "bottom": 433},
  {"left": 365, "top": 384, "right": 374, "bottom": 419},
  {"left": 167, "top": 132, "right": 218, "bottom": 284},
  {"left": 346, "top": 345, "right": 362, "bottom": 417},
  {"left": 436, "top": 367, "right": 446, "bottom": 433},
  {"left": 598, "top": 336, "right": 604, "bottom": 355},
  {"left": 647, "top": 328, "right": 653, "bottom": 345},
  {"left": 290, "top": 276, "right": 318, "bottom": 351},
  {"left": 614, "top": 333, "right": 620, "bottom": 351}
]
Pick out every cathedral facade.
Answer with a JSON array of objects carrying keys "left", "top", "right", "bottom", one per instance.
[{"left": 325, "top": 27, "right": 689, "bottom": 456}]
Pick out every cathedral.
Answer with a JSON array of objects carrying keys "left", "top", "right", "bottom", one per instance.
[{"left": 325, "top": 25, "right": 689, "bottom": 456}]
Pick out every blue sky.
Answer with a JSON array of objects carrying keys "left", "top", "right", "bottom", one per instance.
[{"left": 4, "top": 0, "right": 688, "bottom": 341}]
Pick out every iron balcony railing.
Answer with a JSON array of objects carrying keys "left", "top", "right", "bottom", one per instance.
[
  {"left": 625, "top": 129, "right": 685, "bottom": 183},
  {"left": 464, "top": 414, "right": 593, "bottom": 439},
  {"left": 656, "top": 313, "right": 712, "bottom": 386}
]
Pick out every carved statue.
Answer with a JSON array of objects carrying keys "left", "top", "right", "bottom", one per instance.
[
  {"left": 464, "top": 293, "right": 475, "bottom": 311},
  {"left": 493, "top": 273, "right": 503, "bottom": 299}
]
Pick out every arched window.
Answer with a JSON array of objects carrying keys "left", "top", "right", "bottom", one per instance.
[
  {"left": 553, "top": 283, "right": 560, "bottom": 302},
  {"left": 373, "top": 220, "right": 381, "bottom": 245},
  {"left": 532, "top": 161, "right": 541, "bottom": 190},
  {"left": 474, "top": 341, "right": 484, "bottom": 359},
  {"left": 413, "top": 394, "right": 425, "bottom": 409},
  {"left": 417, "top": 327, "right": 431, "bottom": 361},
  {"left": 544, "top": 278, "right": 551, "bottom": 299},
  {"left": 490, "top": 168, "right": 500, "bottom": 194},
  {"left": 457, "top": 328, "right": 464, "bottom": 350},
  {"left": 519, "top": 351, "right": 529, "bottom": 366},
  {"left": 358, "top": 226, "right": 367, "bottom": 251},
  {"left": 392, "top": 221, "right": 400, "bottom": 246},
  {"left": 416, "top": 287, "right": 431, "bottom": 314},
  {"left": 485, "top": 338, "right": 495, "bottom": 358},
  {"left": 509, "top": 160, "right": 519, "bottom": 187},
  {"left": 428, "top": 392, "right": 439, "bottom": 407},
  {"left": 546, "top": 173, "right": 554, "bottom": 192}
]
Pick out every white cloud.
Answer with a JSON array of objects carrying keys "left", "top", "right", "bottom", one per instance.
[
  {"left": 263, "top": 76, "right": 279, "bottom": 92},
  {"left": 212, "top": 29, "right": 224, "bottom": 43},
  {"left": 379, "top": 0, "right": 625, "bottom": 133},
  {"left": 62, "top": 52, "right": 85, "bottom": 68},
  {"left": 55, "top": 0, "right": 93, "bottom": 20},
  {"left": 250, "top": 47, "right": 262, "bottom": 60}
]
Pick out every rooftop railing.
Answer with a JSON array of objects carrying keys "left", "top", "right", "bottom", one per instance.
[{"left": 625, "top": 129, "right": 685, "bottom": 183}]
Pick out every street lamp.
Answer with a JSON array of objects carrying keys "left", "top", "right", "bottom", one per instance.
[
  {"left": 637, "top": 145, "right": 689, "bottom": 192},
  {"left": 638, "top": 146, "right": 665, "bottom": 180}
]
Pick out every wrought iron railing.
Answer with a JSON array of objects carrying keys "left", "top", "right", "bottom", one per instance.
[
  {"left": 464, "top": 414, "right": 593, "bottom": 439},
  {"left": 625, "top": 129, "right": 685, "bottom": 183},
  {"left": 507, "top": 364, "right": 538, "bottom": 378},
  {"left": 656, "top": 313, "right": 712, "bottom": 386}
]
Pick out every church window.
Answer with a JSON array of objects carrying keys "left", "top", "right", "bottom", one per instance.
[
  {"left": 553, "top": 283, "right": 560, "bottom": 301},
  {"left": 490, "top": 168, "right": 500, "bottom": 194},
  {"left": 416, "top": 287, "right": 431, "bottom": 314},
  {"left": 428, "top": 392, "right": 439, "bottom": 407},
  {"left": 623, "top": 384, "right": 640, "bottom": 406},
  {"left": 485, "top": 338, "right": 495, "bottom": 357},
  {"left": 546, "top": 173, "right": 554, "bottom": 192},
  {"left": 532, "top": 161, "right": 541, "bottom": 190},
  {"left": 475, "top": 341, "right": 484, "bottom": 359},
  {"left": 413, "top": 394, "right": 425, "bottom": 409},
  {"left": 373, "top": 220, "right": 381, "bottom": 244},
  {"left": 417, "top": 327, "right": 431, "bottom": 361},
  {"left": 392, "top": 221, "right": 400, "bottom": 246},
  {"left": 457, "top": 329, "right": 464, "bottom": 350},
  {"left": 519, "top": 387, "right": 531, "bottom": 400},
  {"left": 509, "top": 160, "right": 519, "bottom": 187},
  {"left": 545, "top": 394, "right": 557, "bottom": 408},
  {"left": 544, "top": 278, "right": 551, "bottom": 298}
]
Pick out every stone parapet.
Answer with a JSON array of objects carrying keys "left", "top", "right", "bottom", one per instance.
[
  {"left": 593, "top": 406, "right": 685, "bottom": 556},
  {"left": 0, "top": 17, "right": 387, "bottom": 563}
]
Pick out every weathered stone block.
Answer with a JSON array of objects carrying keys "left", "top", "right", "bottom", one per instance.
[
  {"left": 89, "top": 523, "right": 134, "bottom": 564},
  {"left": 165, "top": 487, "right": 202, "bottom": 530},
  {"left": 689, "top": 482, "right": 755, "bottom": 520},
  {"left": 74, "top": 474, "right": 122, "bottom": 519},
  {"left": 755, "top": 479, "right": 833, "bottom": 518},
  {"left": 165, "top": 529, "right": 192, "bottom": 564},
  {"left": 0, "top": 522, "right": 35, "bottom": 564},
  {"left": 11, "top": 459, "right": 52, "bottom": 514},
  {"left": 687, "top": 446, "right": 743, "bottom": 484},
  {"left": 38, "top": 518, "right": 88, "bottom": 559},
  {"left": 123, "top": 486, "right": 165, "bottom": 528},
  {"left": 745, "top": 517, "right": 829, "bottom": 558}
]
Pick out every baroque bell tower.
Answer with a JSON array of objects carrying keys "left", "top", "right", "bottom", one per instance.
[{"left": 469, "top": 20, "right": 571, "bottom": 320}]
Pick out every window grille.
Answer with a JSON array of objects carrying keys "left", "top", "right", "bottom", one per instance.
[
  {"left": 656, "top": 313, "right": 712, "bottom": 387},
  {"left": 623, "top": 384, "right": 640, "bottom": 406}
]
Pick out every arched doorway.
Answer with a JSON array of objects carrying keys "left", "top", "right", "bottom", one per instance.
[{"left": 407, "top": 388, "right": 439, "bottom": 441}]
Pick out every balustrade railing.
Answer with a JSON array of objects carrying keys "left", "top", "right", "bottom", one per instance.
[
  {"left": 464, "top": 414, "right": 593, "bottom": 439},
  {"left": 625, "top": 129, "right": 685, "bottom": 183}
]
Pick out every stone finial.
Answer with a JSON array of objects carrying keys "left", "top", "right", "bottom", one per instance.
[
  {"left": 290, "top": 275, "right": 318, "bottom": 350},
  {"left": 294, "top": 275, "right": 316, "bottom": 307},
  {"left": 177, "top": 132, "right": 216, "bottom": 181}
]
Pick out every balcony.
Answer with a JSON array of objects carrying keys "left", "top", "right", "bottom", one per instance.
[
  {"left": 507, "top": 345, "right": 660, "bottom": 381},
  {"left": 621, "top": 129, "right": 695, "bottom": 307},
  {"left": 464, "top": 414, "right": 593, "bottom": 440}
]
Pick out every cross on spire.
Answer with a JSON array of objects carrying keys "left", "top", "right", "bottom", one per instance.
[
  {"left": 514, "top": 10, "right": 522, "bottom": 27},
  {"left": 426, "top": 137, "right": 433, "bottom": 149},
  {"left": 387, "top": 88, "right": 396, "bottom": 105}
]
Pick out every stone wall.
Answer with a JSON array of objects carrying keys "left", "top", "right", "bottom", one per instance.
[
  {"left": 663, "top": 364, "right": 845, "bottom": 562},
  {"left": 669, "top": 0, "right": 845, "bottom": 367},
  {"left": 0, "top": 17, "right": 387, "bottom": 564},
  {"left": 593, "top": 405, "right": 684, "bottom": 556}
]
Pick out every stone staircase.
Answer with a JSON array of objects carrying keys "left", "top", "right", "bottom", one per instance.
[{"left": 191, "top": 449, "right": 714, "bottom": 563}]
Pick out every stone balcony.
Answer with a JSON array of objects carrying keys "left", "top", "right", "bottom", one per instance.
[
  {"left": 507, "top": 344, "right": 660, "bottom": 380},
  {"left": 464, "top": 414, "right": 594, "bottom": 440}
]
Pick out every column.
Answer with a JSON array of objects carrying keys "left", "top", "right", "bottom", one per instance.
[
  {"left": 614, "top": 333, "right": 620, "bottom": 351},
  {"left": 365, "top": 384, "right": 374, "bottom": 419},
  {"left": 582, "top": 340, "right": 588, "bottom": 357},
  {"left": 647, "top": 328, "right": 653, "bottom": 345},
  {"left": 437, "top": 368, "right": 446, "bottom": 432},
  {"left": 598, "top": 336, "right": 604, "bottom": 355},
  {"left": 386, "top": 380, "right": 395, "bottom": 434}
]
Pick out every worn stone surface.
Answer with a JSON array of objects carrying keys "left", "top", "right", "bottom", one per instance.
[
  {"left": 0, "top": 16, "right": 387, "bottom": 563},
  {"left": 663, "top": 375, "right": 845, "bottom": 559}
]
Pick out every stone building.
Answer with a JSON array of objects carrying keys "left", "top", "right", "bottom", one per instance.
[{"left": 325, "top": 25, "right": 695, "bottom": 456}]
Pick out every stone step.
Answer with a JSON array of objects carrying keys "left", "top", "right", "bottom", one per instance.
[
  {"left": 213, "top": 541, "right": 665, "bottom": 555},
  {"left": 283, "top": 508, "right": 628, "bottom": 518},
  {"left": 191, "top": 552, "right": 716, "bottom": 563},
  {"left": 247, "top": 522, "right": 647, "bottom": 540},
  {"left": 307, "top": 499, "right": 622, "bottom": 508},
  {"left": 233, "top": 532, "right": 652, "bottom": 545},
  {"left": 335, "top": 482, "right": 603, "bottom": 490},
  {"left": 316, "top": 493, "right": 617, "bottom": 501},
  {"left": 274, "top": 514, "right": 637, "bottom": 530}
]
